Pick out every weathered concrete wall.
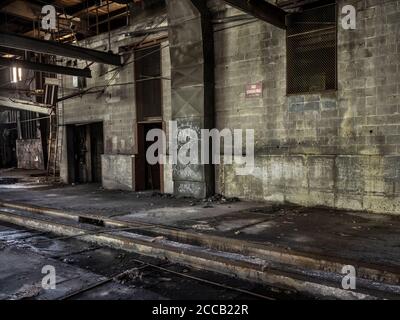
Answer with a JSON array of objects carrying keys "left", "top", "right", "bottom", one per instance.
[
  {"left": 16, "top": 139, "right": 44, "bottom": 170},
  {"left": 102, "top": 154, "right": 135, "bottom": 190},
  {"left": 59, "top": 0, "right": 400, "bottom": 213},
  {"left": 211, "top": 0, "right": 400, "bottom": 214},
  {"left": 167, "top": 0, "right": 215, "bottom": 198},
  {"left": 60, "top": 7, "right": 171, "bottom": 191}
]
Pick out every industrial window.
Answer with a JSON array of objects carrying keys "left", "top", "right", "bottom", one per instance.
[
  {"left": 6, "top": 111, "right": 17, "bottom": 124},
  {"left": 286, "top": 3, "right": 337, "bottom": 94},
  {"left": 20, "top": 111, "right": 38, "bottom": 140},
  {"left": 10, "top": 67, "right": 23, "bottom": 83},
  {"left": 135, "top": 45, "right": 162, "bottom": 122},
  {"left": 72, "top": 76, "right": 87, "bottom": 89}
]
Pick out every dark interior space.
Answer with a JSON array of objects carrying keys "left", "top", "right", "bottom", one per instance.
[
  {"left": 90, "top": 122, "right": 104, "bottom": 183},
  {"left": 136, "top": 122, "right": 162, "bottom": 191},
  {"left": 67, "top": 122, "right": 104, "bottom": 184},
  {"left": 39, "top": 118, "right": 50, "bottom": 169},
  {"left": 0, "top": 123, "right": 17, "bottom": 168},
  {"left": 134, "top": 43, "right": 163, "bottom": 191}
]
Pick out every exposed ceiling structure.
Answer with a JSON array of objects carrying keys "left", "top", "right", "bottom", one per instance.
[
  {"left": 0, "top": 0, "right": 169, "bottom": 59},
  {"left": 0, "top": 0, "right": 330, "bottom": 57},
  {"left": 0, "top": 0, "right": 139, "bottom": 113},
  {"left": 0, "top": 0, "right": 330, "bottom": 113},
  {"left": 0, "top": 31, "right": 122, "bottom": 65},
  {"left": 0, "top": 0, "right": 131, "bottom": 41}
]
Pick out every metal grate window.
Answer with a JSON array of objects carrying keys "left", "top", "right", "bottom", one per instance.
[
  {"left": 286, "top": 3, "right": 337, "bottom": 94},
  {"left": 135, "top": 45, "right": 162, "bottom": 122},
  {"left": 6, "top": 111, "right": 17, "bottom": 124},
  {"left": 20, "top": 111, "right": 38, "bottom": 140}
]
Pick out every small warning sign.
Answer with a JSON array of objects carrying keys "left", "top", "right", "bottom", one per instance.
[{"left": 245, "top": 82, "right": 263, "bottom": 98}]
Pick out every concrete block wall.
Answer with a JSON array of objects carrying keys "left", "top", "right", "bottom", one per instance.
[
  {"left": 60, "top": 11, "right": 172, "bottom": 191},
  {"left": 211, "top": 0, "right": 400, "bottom": 214},
  {"left": 60, "top": 28, "right": 137, "bottom": 186},
  {"left": 58, "top": 0, "right": 400, "bottom": 213},
  {"left": 102, "top": 154, "right": 135, "bottom": 190},
  {"left": 167, "top": 0, "right": 215, "bottom": 198}
]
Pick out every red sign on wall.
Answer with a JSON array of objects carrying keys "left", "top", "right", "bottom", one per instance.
[{"left": 245, "top": 82, "right": 263, "bottom": 98}]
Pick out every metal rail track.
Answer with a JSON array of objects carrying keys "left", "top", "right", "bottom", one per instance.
[
  {"left": 0, "top": 223, "right": 276, "bottom": 301},
  {"left": 58, "top": 258, "right": 276, "bottom": 301}
]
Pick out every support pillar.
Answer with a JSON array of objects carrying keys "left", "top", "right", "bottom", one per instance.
[{"left": 166, "top": 0, "right": 215, "bottom": 198}]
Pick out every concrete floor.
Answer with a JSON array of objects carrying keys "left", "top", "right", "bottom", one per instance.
[
  {"left": 1, "top": 169, "right": 399, "bottom": 271},
  {"left": 0, "top": 223, "right": 163, "bottom": 300},
  {"left": 0, "top": 221, "right": 302, "bottom": 300}
]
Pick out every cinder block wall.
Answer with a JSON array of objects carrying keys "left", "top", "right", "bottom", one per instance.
[
  {"left": 211, "top": 0, "right": 400, "bottom": 214},
  {"left": 60, "top": 11, "right": 171, "bottom": 191}
]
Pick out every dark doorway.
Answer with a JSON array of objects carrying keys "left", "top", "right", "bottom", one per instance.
[
  {"left": 67, "top": 122, "right": 104, "bottom": 184},
  {"left": 134, "top": 44, "right": 163, "bottom": 192},
  {"left": 0, "top": 124, "right": 17, "bottom": 168},
  {"left": 136, "top": 122, "right": 163, "bottom": 191},
  {"left": 90, "top": 123, "right": 104, "bottom": 183},
  {"left": 39, "top": 118, "right": 50, "bottom": 170}
]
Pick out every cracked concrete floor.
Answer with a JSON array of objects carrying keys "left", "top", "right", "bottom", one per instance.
[
  {"left": 0, "top": 222, "right": 302, "bottom": 300},
  {"left": 1, "top": 169, "right": 400, "bottom": 269}
]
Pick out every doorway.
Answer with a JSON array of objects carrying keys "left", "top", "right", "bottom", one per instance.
[
  {"left": 67, "top": 122, "right": 104, "bottom": 184},
  {"left": 0, "top": 123, "right": 17, "bottom": 168},
  {"left": 136, "top": 122, "right": 163, "bottom": 191},
  {"left": 134, "top": 44, "right": 163, "bottom": 192}
]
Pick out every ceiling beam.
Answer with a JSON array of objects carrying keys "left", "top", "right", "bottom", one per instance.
[
  {"left": 0, "top": 32, "right": 122, "bottom": 66},
  {"left": 222, "top": 0, "right": 287, "bottom": 29},
  {"left": 0, "top": 57, "right": 92, "bottom": 78},
  {"left": 0, "top": 96, "right": 52, "bottom": 115}
]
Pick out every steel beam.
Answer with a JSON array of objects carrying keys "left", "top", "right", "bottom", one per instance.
[
  {"left": 0, "top": 57, "right": 92, "bottom": 78},
  {"left": 0, "top": 32, "right": 122, "bottom": 66},
  {"left": 0, "top": 96, "right": 52, "bottom": 115},
  {"left": 222, "top": 0, "right": 287, "bottom": 29}
]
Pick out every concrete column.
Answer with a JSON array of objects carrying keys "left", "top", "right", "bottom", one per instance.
[{"left": 166, "top": 0, "right": 215, "bottom": 198}]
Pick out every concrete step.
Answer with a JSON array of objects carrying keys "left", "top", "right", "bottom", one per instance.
[{"left": 0, "top": 206, "right": 399, "bottom": 300}]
